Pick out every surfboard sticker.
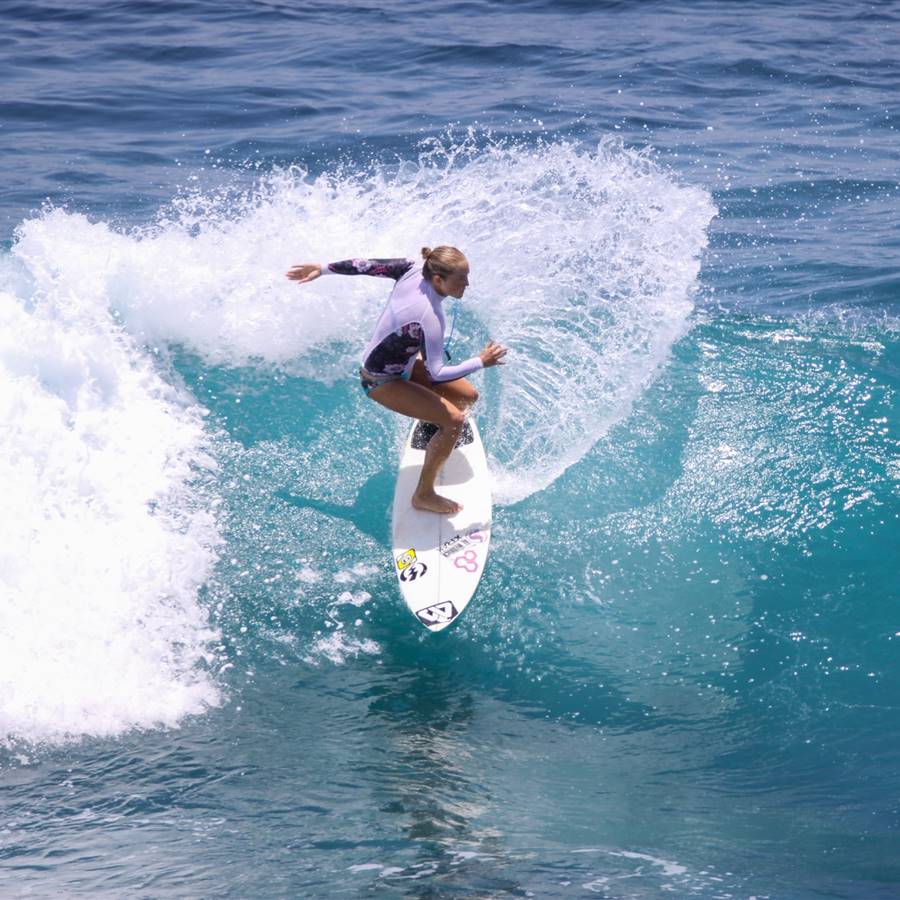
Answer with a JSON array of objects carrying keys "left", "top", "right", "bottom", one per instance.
[
  {"left": 399, "top": 562, "right": 428, "bottom": 582},
  {"left": 415, "top": 601, "right": 459, "bottom": 627},
  {"left": 391, "top": 417, "right": 492, "bottom": 632},
  {"left": 440, "top": 527, "right": 486, "bottom": 557}
]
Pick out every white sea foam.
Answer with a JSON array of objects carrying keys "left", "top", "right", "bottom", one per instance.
[
  {"left": 305, "top": 631, "right": 380, "bottom": 666},
  {"left": 0, "top": 247, "right": 221, "bottom": 745}
]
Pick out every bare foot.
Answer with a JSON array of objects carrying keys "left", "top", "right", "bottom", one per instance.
[{"left": 412, "top": 490, "right": 462, "bottom": 515}]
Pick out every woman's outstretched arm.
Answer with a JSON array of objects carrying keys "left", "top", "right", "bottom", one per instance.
[{"left": 286, "top": 258, "right": 413, "bottom": 283}]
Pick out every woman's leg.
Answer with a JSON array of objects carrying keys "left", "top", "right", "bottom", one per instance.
[
  {"left": 368, "top": 379, "right": 466, "bottom": 514},
  {"left": 409, "top": 358, "right": 479, "bottom": 411}
]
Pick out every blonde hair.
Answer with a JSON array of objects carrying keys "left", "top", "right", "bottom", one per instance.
[{"left": 421, "top": 245, "right": 466, "bottom": 281}]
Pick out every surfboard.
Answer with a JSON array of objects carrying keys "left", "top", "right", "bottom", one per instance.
[{"left": 391, "top": 417, "right": 492, "bottom": 632}]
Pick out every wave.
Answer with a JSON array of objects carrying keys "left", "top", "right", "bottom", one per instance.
[{"left": 1, "top": 134, "right": 714, "bottom": 742}]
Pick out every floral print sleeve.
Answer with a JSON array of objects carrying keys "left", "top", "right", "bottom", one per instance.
[{"left": 326, "top": 258, "right": 413, "bottom": 280}]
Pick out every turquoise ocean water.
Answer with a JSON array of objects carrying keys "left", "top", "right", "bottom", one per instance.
[{"left": 1, "top": 1, "right": 899, "bottom": 896}]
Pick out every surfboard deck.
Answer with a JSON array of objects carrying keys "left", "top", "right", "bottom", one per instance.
[{"left": 391, "top": 418, "right": 492, "bottom": 632}]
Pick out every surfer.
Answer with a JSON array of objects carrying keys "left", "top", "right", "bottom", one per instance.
[{"left": 287, "top": 247, "right": 507, "bottom": 514}]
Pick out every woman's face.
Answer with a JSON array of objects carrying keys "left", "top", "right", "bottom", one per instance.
[{"left": 434, "top": 262, "right": 470, "bottom": 299}]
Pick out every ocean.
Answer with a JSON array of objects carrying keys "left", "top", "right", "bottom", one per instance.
[{"left": 1, "top": 1, "right": 898, "bottom": 896}]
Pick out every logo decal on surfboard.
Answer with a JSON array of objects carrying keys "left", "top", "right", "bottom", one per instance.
[
  {"left": 395, "top": 548, "right": 417, "bottom": 570},
  {"left": 399, "top": 562, "right": 428, "bottom": 582},
  {"left": 439, "top": 527, "right": 485, "bottom": 558},
  {"left": 415, "top": 601, "right": 459, "bottom": 627},
  {"left": 453, "top": 549, "right": 479, "bottom": 573}
]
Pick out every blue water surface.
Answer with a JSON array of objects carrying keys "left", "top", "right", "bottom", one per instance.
[{"left": 1, "top": 1, "right": 899, "bottom": 897}]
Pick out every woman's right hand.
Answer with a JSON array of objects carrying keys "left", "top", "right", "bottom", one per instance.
[
  {"left": 286, "top": 263, "right": 322, "bottom": 283},
  {"left": 480, "top": 340, "right": 508, "bottom": 368}
]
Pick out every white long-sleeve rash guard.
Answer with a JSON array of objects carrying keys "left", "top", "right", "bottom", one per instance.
[{"left": 322, "top": 257, "right": 484, "bottom": 383}]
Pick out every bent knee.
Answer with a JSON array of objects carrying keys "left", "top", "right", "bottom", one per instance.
[{"left": 445, "top": 406, "right": 466, "bottom": 429}]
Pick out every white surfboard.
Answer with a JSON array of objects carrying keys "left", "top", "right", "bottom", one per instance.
[{"left": 391, "top": 417, "right": 492, "bottom": 632}]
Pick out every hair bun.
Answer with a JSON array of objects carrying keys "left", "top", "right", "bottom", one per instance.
[{"left": 421, "top": 245, "right": 466, "bottom": 281}]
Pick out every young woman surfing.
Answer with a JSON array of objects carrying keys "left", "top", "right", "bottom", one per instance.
[{"left": 286, "top": 246, "right": 507, "bottom": 514}]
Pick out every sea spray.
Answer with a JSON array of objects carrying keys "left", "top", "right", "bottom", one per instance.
[{"left": 12, "top": 135, "right": 715, "bottom": 508}]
